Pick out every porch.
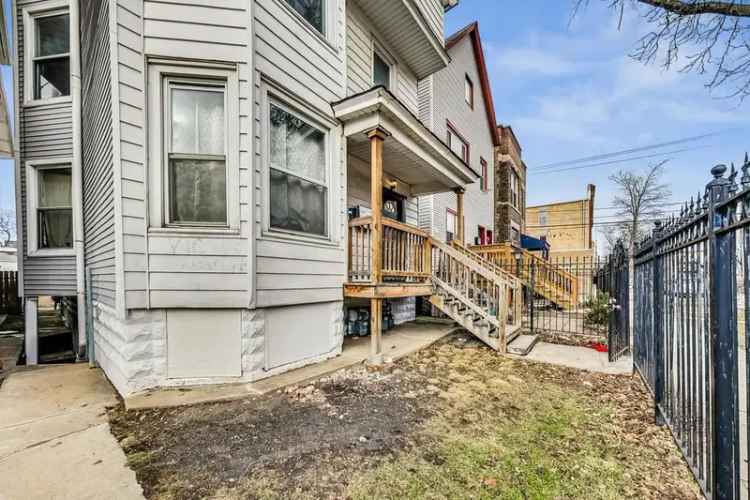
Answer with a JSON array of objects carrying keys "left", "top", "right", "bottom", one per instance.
[{"left": 333, "top": 87, "right": 523, "bottom": 361}]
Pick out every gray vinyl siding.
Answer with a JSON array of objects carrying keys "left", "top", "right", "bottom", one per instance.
[
  {"left": 17, "top": 0, "right": 77, "bottom": 297},
  {"left": 113, "top": 0, "right": 253, "bottom": 309},
  {"left": 254, "top": 0, "right": 346, "bottom": 308},
  {"left": 346, "top": 3, "right": 420, "bottom": 114},
  {"left": 81, "top": 0, "right": 115, "bottom": 308},
  {"left": 421, "top": 34, "right": 495, "bottom": 244},
  {"left": 415, "top": 0, "right": 443, "bottom": 42}
]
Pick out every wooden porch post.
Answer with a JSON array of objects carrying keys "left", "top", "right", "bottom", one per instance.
[
  {"left": 455, "top": 187, "right": 465, "bottom": 245},
  {"left": 368, "top": 127, "right": 388, "bottom": 364}
]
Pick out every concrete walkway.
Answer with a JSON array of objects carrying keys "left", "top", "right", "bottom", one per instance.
[
  {"left": 0, "top": 364, "right": 144, "bottom": 500},
  {"left": 519, "top": 341, "right": 633, "bottom": 375},
  {"left": 126, "top": 322, "right": 455, "bottom": 410}
]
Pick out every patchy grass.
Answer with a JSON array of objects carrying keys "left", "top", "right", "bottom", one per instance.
[{"left": 110, "top": 334, "right": 701, "bottom": 499}]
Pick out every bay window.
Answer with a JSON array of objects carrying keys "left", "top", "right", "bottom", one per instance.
[{"left": 269, "top": 101, "right": 328, "bottom": 237}]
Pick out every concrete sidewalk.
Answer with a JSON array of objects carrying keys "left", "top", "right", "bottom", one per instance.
[
  {"left": 0, "top": 364, "right": 144, "bottom": 500},
  {"left": 518, "top": 341, "right": 633, "bottom": 375}
]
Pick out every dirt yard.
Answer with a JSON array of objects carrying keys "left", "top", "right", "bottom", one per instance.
[{"left": 109, "top": 334, "right": 701, "bottom": 499}]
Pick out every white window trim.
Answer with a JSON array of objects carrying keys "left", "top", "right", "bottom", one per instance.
[
  {"left": 260, "top": 80, "right": 338, "bottom": 246},
  {"left": 147, "top": 60, "right": 240, "bottom": 234},
  {"left": 26, "top": 158, "right": 75, "bottom": 257},
  {"left": 22, "top": 0, "right": 72, "bottom": 107},
  {"left": 372, "top": 40, "right": 398, "bottom": 91}
]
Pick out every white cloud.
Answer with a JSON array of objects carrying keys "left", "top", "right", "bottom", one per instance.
[{"left": 492, "top": 47, "right": 576, "bottom": 76}]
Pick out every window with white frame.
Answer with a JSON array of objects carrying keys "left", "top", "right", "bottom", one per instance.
[
  {"left": 446, "top": 209, "right": 457, "bottom": 242},
  {"left": 284, "top": 0, "right": 324, "bottom": 34},
  {"left": 465, "top": 75, "right": 474, "bottom": 109},
  {"left": 447, "top": 124, "right": 469, "bottom": 164},
  {"left": 268, "top": 100, "right": 328, "bottom": 237},
  {"left": 373, "top": 51, "right": 391, "bottom": 90},
  {"left": 27, "top": 162, "right": 73, "bottom": 253},
  {"left": 510, "top": 171, "right": 518, "bottom": 208},
  {"left": 166, "top": 78, "right": 228, "bottom": 225},
  {"left": 147, "top": 61, "right": 239, "bottom": 231},
  {"left": 25, "top": 5, "right": 70, "bottom": 102}
]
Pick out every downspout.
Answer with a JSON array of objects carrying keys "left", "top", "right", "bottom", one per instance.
[{"left": 70, "top": 0, "right": 86, "bottom": 357}]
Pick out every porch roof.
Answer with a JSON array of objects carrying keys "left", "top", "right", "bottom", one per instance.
[{"left": 332, "top": 87, "right": 479, "bottom": 195}]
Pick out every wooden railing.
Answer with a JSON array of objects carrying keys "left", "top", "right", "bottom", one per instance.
[
  {"left": 431, "top": 238, "right": 513, "bottom": 342},
  {"left": 348, "top": 217, "right": 431, "bottom": 283},
  {"left": 469, "top": 242, "right": 579, "bottom": 306}
]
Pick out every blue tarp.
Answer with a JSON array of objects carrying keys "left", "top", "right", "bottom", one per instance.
[{"left": 521, "top": 234, "right": 549, "bottom": 252}]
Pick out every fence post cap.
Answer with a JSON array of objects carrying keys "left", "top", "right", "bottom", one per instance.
[{"left": 711, "top": 164, "right": 727, "bottom": 178}]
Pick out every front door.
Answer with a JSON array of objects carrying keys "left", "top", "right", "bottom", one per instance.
[{"left": 383, "top": 188, "right": 405, "bottom": 222}]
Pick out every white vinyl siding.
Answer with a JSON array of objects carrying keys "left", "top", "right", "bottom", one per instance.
[
  {"left": 110, "top": 0, "right": 252, "bottom": 310},
  {"left": 345, "top": 3, "right": 419, "bottom": 114},
  {"left": 254, "top": 0, "right": 346, "bottom": 308},
  {"left": 81, "top": 0, "right": 116, "bottom": 308},
  {"left": 17, "top": 0, "right": 77, "bottom": 296},
  {"left": 418, "top": 33, "right": 496, "bottom": 245}
]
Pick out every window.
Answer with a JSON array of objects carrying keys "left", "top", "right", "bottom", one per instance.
[
  {"left": 373, "top": 51, "right": 391, "bottom": 89},
  {"left": 269, "top": 101, "right": 328, "bottom": 237},
  {"left": 446, "top": 209, "right": 457, "bottom": 242},
  {"left": 147, "top": 61, "right": 239, "bottom": 231},
  {"left": 447, "top": 124, "right": 469, "bottom": 164},
  {"left": 465, "top": 75, "right": 474, "bottom": 109},
  {"left": 166, "top": 79, "right": 227, "bottom": 225},
  {"left": 26, "top": 161, "right": 74, "bottom": 255},
  {"left": 25, "top": 5, "right": 70, "bottom": 102},
  {"left": 539, "top": 210, "right": 548, "bottom": 227},
  {"left": 510, "top": 171, "right": 519, "bottom": 207},
  {"left": 480, "top": 158, "right": 488, "bottom": 192},
  {"left": 284, "top": 0, "right": 323, "bottom": 34}
]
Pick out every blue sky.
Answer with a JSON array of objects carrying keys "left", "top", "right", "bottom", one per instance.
[
  {"left": 445, "top": 1, "right": 749, "bottom": 244},
  {"left": 0, "top": 1, "right": 747, "bottom": 246}
]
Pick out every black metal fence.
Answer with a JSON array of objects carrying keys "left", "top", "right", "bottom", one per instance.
[
  {"left": 512, "top": 253, "right": 629, "bottom": 352},
  {"left": 632, "top": 161, "right": 750, "bottom": 499}
]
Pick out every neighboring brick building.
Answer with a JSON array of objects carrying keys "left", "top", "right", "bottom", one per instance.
[
  {"left": 494, "top": 125, "right": 526, "bottom": 246},
  {"left": 525, "top": 184, "right": 597, "bottom": 260}
]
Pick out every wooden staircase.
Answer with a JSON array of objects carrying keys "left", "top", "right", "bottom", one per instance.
[
  {"left": 428, "top": 238, "right": 523, "bottom": 352},
  {"left": 469, "top": 243, "right": 579, "bottom": 309}
]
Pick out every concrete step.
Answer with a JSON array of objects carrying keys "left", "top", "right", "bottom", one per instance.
[{"left": 507, "top": 334, "right": 540, "bottom": 356}]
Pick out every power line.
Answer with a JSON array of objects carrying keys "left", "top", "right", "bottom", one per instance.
[
  {"left": 526, "top": 202, "right": 684, "bottom": 213},
  {"left": 529, "top": 144, "right": 714, "bottom": 176},
  {"left": 529, "top": 131, "right": 722, "bottom": 170}
]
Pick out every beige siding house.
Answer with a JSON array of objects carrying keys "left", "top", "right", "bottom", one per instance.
[{"left": 14, "top": 0, "right": 524, "bottom": 396}]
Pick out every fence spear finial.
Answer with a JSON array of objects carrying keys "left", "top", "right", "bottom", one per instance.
[
  {"left": 729, "top": 163, "right": 739, "bottom": 194},
  {"left": 742, "top": 153, "right": 750, "bottom": 187}
]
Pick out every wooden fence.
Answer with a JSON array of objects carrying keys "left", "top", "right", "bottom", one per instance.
[{"left": 0, "top": 271, "right": 21, "bottom": 315}]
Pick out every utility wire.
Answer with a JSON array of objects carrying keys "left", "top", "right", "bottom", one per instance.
[
  {"left": 529, "top": 131, "right": 722, "bottom": 170},
  {"left": 529, "top": 144, "right": 714, "bottom": 175}
]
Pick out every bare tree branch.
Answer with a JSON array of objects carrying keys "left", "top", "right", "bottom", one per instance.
[
  {"left": 609, "top": 160, "right": 672, "bottom": 251},
  {"left": 0, "top": 211, "right": 14, "bottom": 246},
  {"left": 572, "top": 0, "right": 750, "bottom": 100}
]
